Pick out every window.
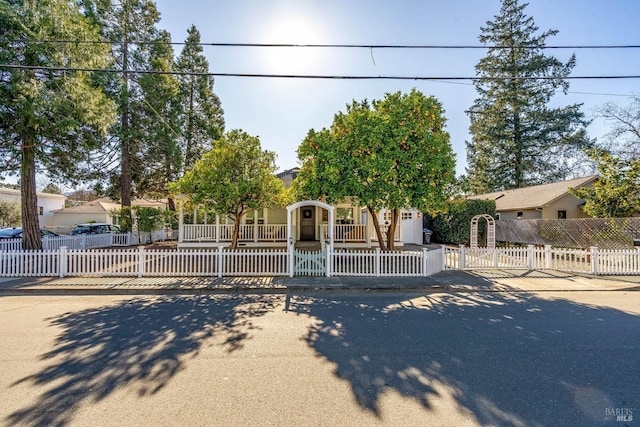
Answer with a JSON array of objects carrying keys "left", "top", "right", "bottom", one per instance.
[
  {"left": 516, "top": 211, "right": 524, "bottom": 219},
  {"left": 336, "top": 207, "right": 354, "bottom": 224},
  {"left": 557, "top": 210, "right": 567, "bottom": 219},
  {"left": 38, "top": 206, "right": 44, "bottom": 216},
  {"left": 495, "top": 213, "right": 501, "bottom": 220},
  {"left": 245, "top": 209, "right": 264, "bottom": 225},
  {"left": 401, "top": 212, "right": 413, "bottom": 220}
]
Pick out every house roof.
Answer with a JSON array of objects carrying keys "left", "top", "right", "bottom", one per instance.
[
  {"left": 0, "top": 187, "right": 66, "bottom": 200},
  {"left": 52, "top": 197, "right": 168, "bottom": 214},
  {"left": 467, "top": 176, "right": 598, "bottom": 211}
]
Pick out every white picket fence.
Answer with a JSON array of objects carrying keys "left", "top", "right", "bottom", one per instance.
[
  {"left": 445, "top": 245, "right": 640, "bottom": 275},
  {"left": 0, "top": 246, "right": 445, "bottom": 278},
  {"left": 0, "top": 244, "right": 638, "bottom": 278},
  {"left": 0, "top": 230, "right": 171, "bottom": 252}
]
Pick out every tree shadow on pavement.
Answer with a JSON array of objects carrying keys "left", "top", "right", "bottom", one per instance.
[
  {"left": 289, "top": 289, "right": 640, "bottom": 426},
  {"left": 7, "top": 294, "right": 278, "bottom": 426}
]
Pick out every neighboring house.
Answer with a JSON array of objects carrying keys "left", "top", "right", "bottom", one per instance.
[
  {"left": 51, "top": 197, "right": 168, "bottom": 234},
  {"left": 0, "top": 187, "right": 66, "bottom": 228},
  {"left": 468, "top": 176, "right": 598, "bottom": 220},
  {"left": 276, "top": 168, "right": 300, "bottom": 188}
]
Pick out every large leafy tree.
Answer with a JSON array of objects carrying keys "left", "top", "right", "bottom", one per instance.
[
  {"left": 171, "top": 130, "right": 284, "bottom": 249},
  {"left": 465, "top": 0, "right": 592, "bottom": 194},
  {"left": 174, "top": 25, "right": 225, "bottom": 173},
  {"left": 569, "top": 149, "right": 640, "bottom": 218},
  {"left": 0, "top": 0, "right": 116, "bottom": 249},
  {"left": 296, "top": 89, "right": 456, "bottom": 251},
  {"left": 136, "top": 30, "right": 182, "bottom": 207}
]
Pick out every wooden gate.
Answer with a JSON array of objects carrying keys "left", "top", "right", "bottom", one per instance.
[{"left": 294, "top": 249, "right": 326, "bottom": 276}]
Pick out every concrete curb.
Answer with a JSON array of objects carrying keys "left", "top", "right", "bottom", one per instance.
[{"left": 0, "top": 270, "right": 638, "bottom": 295}]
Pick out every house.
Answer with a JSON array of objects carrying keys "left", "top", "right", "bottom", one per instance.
[
  {"left": 467, "top": 176, "right": 598, "bottom": 220},
  {"left": 177, "top": 200, "right": 425, "bottom": 249},
  {"left": 50, "top": 197, "right": 168, "bottom": 234},
  {"left": 0, "top": 187, "right": 66, "bottom": 229}
]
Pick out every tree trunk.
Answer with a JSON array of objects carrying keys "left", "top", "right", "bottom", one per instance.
[
  {"left": 120, "top": 21, "right": 133, "bottom": 230},
  {"left": 368, "top": 207, "right": 388, "bottom": 251},
  {"left": 20, "top": 137, "right": 42, "bottom": 251},
  {"left": 386, "top": 208, "right": 399, "bottom": 251},
  {"left": 231, "top": 212, "right": 242, "bottom": 250}
]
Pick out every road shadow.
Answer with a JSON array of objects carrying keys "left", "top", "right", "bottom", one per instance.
[
  {"left": 288, "top": 288, "right": 640, "bottom": 426},
  {"left": 7, "top": 294, "right": 278, "bottom": 426}
]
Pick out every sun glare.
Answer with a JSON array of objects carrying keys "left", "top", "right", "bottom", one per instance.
[{"left": 260, "top": 14, "right": 324, "bottom": 74}]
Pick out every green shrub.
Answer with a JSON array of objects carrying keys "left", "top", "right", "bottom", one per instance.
[{"left": 424, "top": 199, "right": 496, "bottom": 245}]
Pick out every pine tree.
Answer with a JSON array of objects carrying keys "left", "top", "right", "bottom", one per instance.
[
  {"left": 175, "top": 25, "right": 225, "bottom": 173},
  {"left": 137, "top": 30, "right": 182, "bottom": 205},
  {"left": 86, "top": 0, "right": 161, "bottom": 229},
  {"left": 465, "top": 0, "right": 592, "bottom": 194}
]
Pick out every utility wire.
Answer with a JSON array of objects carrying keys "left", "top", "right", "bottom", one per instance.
[
  {"left": 2, "top": 39, "right": 640, "bottom": 49},
  {"left": 2, "top": 63, "right": 640, "bottom": 80}
]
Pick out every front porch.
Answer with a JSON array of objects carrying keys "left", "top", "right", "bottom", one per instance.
[{"left": 177, "top": 200, "right": 403, "bottom": 249}]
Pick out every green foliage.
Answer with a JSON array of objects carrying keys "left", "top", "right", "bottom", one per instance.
[
  {"left": 425, "top": 199, "right": 496, "bottom": 245},
  {"left": 175, "top": 25, "right": 225, "bottom": 173},
  {"left": 296, "top": 89, "right": 456, "bottom": 250},
  {"left": 133, "top": 207, "right": 166, "bottom": 233},
  {"left": 569, "top": 149, "right": 640, "bottom": 218},
  {"left": 465, "top": 0, "right": 592, "bottom": 193},
  {"left": 171, "top": 130, "right": 284, "bottom": 249},
  {"left": 117, "top": 206, "right": 133, "bottom": 233},
  {"left": 0, "top": 200, "right": 22, "bottom": 227},
  {"left": 41, "top": 183, "right": 63, "bottom": 195},
  {"left": 136, "top": 30, "right": 183, "bottom": 199},
  {"left": 0, "top": 0, "right": 117, "bottom": 249}
]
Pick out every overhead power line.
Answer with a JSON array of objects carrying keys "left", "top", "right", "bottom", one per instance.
[
  {"left": 2, "top": 39, "right": 640, "bottom": 49},
  {"left": 2, "top": 63, "right": 640, "bottom": 81}
]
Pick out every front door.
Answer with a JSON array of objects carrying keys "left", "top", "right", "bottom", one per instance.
[{"left": 300, "top": 207, "right": 316, "bottom": 240}]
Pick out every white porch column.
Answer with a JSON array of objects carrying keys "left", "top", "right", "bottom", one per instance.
[
  {"left": 178, "top": 209, "right": 184, "bottom": 243},
  {"left": 254, "top": 209, "right": 258, "bottom": 243},
  {"left": 287, "top": 207, "right": 293, "bottom": 249},
  {"left": 215, "top": 214, "right": 220, "bottom": 243},
  {"left": 328, "top": 207, "right": 335, "bottom": 252}
]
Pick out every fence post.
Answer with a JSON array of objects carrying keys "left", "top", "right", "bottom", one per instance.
[
  {"left": 459, "top": 245, "right": 466, "bottom": 270},
  {"left": 441, "top": 245, "right": 447, "bottom": 270},
  {"left": 58, "top": 246, "right": 67, "bottom": 278},
  {"left": 375, "top": 248, "right": 381, "bottom": 277},
  {"left": 528, "top": 245, "right": 535, "bottom": 270},
  {"left": 218, "top": 246, "right": 224, "bottom": 278},
  {"left": 288, "top": 245, "right": 294, "bottom": 278},
  {"left": 422, "top": 247, "right": 429, "bottom": 276},
  {"left": 326, "top": 246, "right": 331, "bottom": 278},
  {"left": 545, "top": 245, "right": 552, "bottom": 269},
  {"left": 137, "top": 246, "right": 145, "bottom": 278},
  {"left": 590, "top": 246, "right": 599, "bottom": 275}
]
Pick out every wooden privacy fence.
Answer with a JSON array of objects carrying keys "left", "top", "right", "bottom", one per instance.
[{"left": 496, "top": 218, "right": 640, "bottom": 249}]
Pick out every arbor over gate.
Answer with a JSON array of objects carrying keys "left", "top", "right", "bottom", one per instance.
[{"left": 470, "top": 214, "right": 495, "bottom": 248}]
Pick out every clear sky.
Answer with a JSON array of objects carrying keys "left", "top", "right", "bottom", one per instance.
[{"left": 154, "top": 0, "right": 640, "bottom": 176}]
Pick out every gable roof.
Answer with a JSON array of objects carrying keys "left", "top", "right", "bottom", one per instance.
[{"left": 468, "top": 176, "right": 598, "bottom": 211}]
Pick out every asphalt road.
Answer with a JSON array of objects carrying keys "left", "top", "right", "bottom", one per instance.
[{"left": 0, "top": 290, "right": 638, "bottom": 426}]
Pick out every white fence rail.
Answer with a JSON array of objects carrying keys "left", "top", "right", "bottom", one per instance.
[
  {"left": 0, "top": 244, "right": 638, "bottom": 278},
  {"left": 0, "top": 246, "right": 445, "bottom": 278},
  {"left": 0, "top": 231, "right": 169, "bottom": 252}
]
